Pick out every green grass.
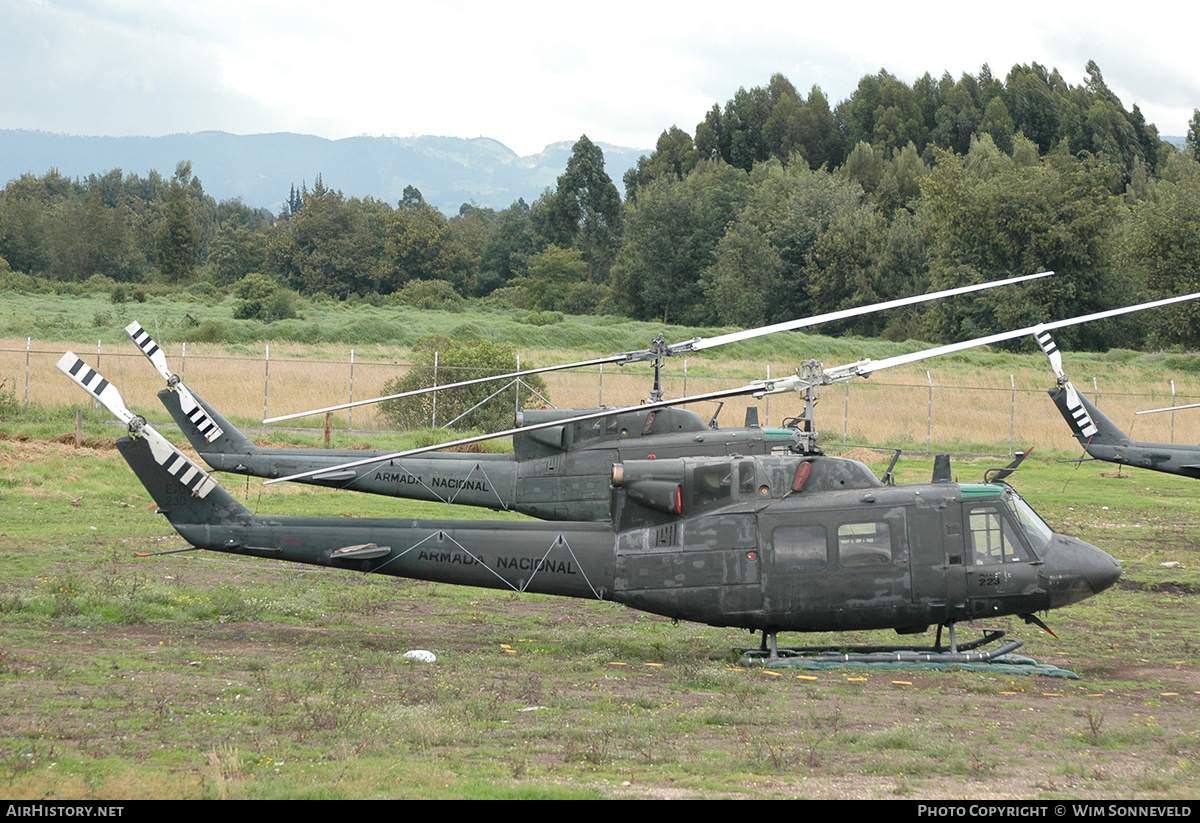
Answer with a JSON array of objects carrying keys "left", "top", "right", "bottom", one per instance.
[{"left": 4, "top": 370, "right": 1200, "bottom": 796}]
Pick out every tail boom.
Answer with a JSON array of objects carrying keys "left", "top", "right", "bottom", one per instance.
[{"left": 117, "top": 435, "right": 614, "bottom": 600}]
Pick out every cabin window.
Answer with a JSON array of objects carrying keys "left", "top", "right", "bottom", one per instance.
[
  {"left": 773, "top": 525, "right": 827, "bottom": 569},
  {"left": 738, "top": 461, "right": 756, "bottom": 495},
  {"left": 692, "top": 463, "right": 733, "bottom": 507},
  {"left": 837, "top": 521, "right": 892, "bottom": 567},
  {"left": 966, "top": 506, "right": 1030, "bottom": 564}
]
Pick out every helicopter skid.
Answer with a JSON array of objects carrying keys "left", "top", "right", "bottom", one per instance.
[{"left": 743, "top": 629, "right": 1045, "bottom": 667}]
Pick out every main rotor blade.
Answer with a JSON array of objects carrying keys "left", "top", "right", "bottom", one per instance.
[
  {"left": 56, "top": 352, "right": 218, "bottom": 497},
  {"left": 264, "top": 270, "right": 1054, "bottom": 423},
  {"left": 264, "top": 352, "right": 628, "bottom": 424},
  {"left": 125, "top": 321, "right": 224, "bottom": 443},
  {"left": 1137, "top": 401, "right": 1200, "bottom": 416},
  {"left": 267, "top": 291, "right": 1194, "bottom": 488},
  {"left": 819, "top": 293, "right": 1200, "bottom": 385},
  {"left": 264, "top": 382, "right": 779, "bottom": 484},
  {"left": 686, "top": 270, "right": 1053, "bottom": 352}
]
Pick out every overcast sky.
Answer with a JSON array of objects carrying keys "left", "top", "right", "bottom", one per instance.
[{"left": 3, "top": 0, "right": 1197, "bottom": 157}]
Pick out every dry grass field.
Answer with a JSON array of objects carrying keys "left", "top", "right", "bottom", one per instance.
[{"left": 7, "top": 335, "right": 1200, "bottom": 456}]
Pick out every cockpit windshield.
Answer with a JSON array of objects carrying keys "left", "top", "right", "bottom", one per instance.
[{"left": 1005, "top": 491, "right": 1053, "bottom": 554}]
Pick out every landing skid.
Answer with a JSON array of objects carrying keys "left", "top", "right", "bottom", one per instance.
[
  {"left": 740, "top": 629, "right": 1078, "bottom": 678},
  {"left": 744, "top": 629, "right": 1020, "bottom": 664}
]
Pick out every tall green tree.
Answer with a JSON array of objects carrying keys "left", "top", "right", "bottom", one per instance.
[
  {"left": 535, "top": 135, "right": 623, "bottom": 279},
  {"left": 612, "top": 160, "right": 749, "bottom": 323},
  {"left": 156, "top": 161, "right": 202, "bottom": 282},
  {"left": 920, "top": 135, "right": 1126, "bottom": 348},
  {"left": 1124, "top": 153, "right": 1200, "bottom": 346}
]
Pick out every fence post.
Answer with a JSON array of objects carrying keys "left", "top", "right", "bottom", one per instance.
[
  {"left": 515, "top": 354, "right": 521, "bottom": 417},
  {"left": 1171, "top": 379, "right": 1177, "bottom": 443},
  {"left": 926, "top": 370, "right": 932, "bottom": 453},
  {"left": 765, "top": 365, "right": 770, "bottom": 428},
  {"left": 349, "top": 349, "right": 355, "bottom": 431},
  {"left": 432, "top": 351, "right": 438, "bottom": 428},
  {"left": 263, "top": 344, "right": 270, "bottom": 423},
  {"left": 181, "top": 342, "right": 187, "bottom": 382},
  {"left": 1093, "top": 376, "right": 1099, "bottom": 403},
  {"left": 23, "top": 336, "right": 30, "bottom": 409},
  {"left": 842, "top": 381, "right": 849, "bottom": 446},
  {"left": 598, "top": 364, "right": 603, "bottom": 406},
  {"left": 1009, "top": 374, "right": 1015, "bottom": 456},
  {"left": 95, "top": 339, "right": 101, "bottom": 421}
]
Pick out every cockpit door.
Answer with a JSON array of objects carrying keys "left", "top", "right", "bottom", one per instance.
[{"left": 961, "top": 503, "right": 1042, "bottom": 618}]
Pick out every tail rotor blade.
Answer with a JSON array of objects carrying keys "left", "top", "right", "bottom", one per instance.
[
  {"left": 1033, "top": 327, "right": 1098, "bottom": 439},
  {"left": 57, "top": 352, "right": 217, "bottom": 496},
  {"left": 125, "top": 322, "right": 172, "bottom": 383},
  {"left": 1035, "top": 328, "right": 1065, "bottom": 381},
  {"left": 57, "top": 352, "right": 137, "bottom": 427},
  {"left": 124, "top": 321, "right": 224, "bottom": 443}
]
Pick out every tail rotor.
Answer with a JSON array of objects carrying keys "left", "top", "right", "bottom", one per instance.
[
  {"left": 124, "top": 322, "right": 224, "bottom": 444},
  {"left": 1035, "top": 327, "right": 1098, "bottom": 439},
  {"left": 56, "top": 351, "right": 217, "bottom": 499}
]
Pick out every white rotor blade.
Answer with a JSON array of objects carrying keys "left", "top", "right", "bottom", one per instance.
[
  {"left": 264, "top": 352, "right": 626, "bottom": 424},
  {"left": 125, "top": 321, "right": 224, "bottom": 443},
  {"left": 264, "top": 382, "right": 776, "bottom": 485},
  {"left": 838, "top": 293, "right": 1200, "bottom": 381},
  {"left": 265, "top": 270, "right": 1054, "bottom": 423},
  {"left": 125, "top": 322, "right": 172, "bottom": 382},
  {"left": 1034, "top": 328, "right": 1065, "bottom": 381},
  {"left": 266, "top": 291, "right": 1200, "bottom": 487},
  {"left": 1137, "top": 401, "right": 1200, "bottom": 416},
  {"left": 689, "top": 270, "right": 1053, "bottom": 351},
  {"left": 57, "top": 352, "right": 217, "bottom": 498},
  {"left": 1033, "top": 328, "right": 1097, "bottom": 438}
]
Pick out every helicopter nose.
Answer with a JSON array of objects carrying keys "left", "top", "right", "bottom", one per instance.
[{"left": 1041, "top": 535, "right": 1122, "bottom": 609}]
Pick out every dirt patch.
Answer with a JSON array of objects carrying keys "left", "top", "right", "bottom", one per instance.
[
  {"left": 840, "top": 447, "right": 890, "bottom": 463},
  {"left": 1118, "top": 578, "right": 1200, "bottom": 595}
]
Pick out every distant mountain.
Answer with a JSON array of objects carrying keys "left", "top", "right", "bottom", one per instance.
[{"left": 0, "top": 130, "right": 650, "bottom": 215}]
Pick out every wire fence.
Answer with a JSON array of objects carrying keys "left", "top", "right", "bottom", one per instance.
[{"left": 7, "top": 338, "right": 1200, "bottom": 455}]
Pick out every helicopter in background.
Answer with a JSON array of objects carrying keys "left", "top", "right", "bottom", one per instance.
[
  {"left": 127, "top": 274, "right": 1055, "bottom": 522},
  {"left": 1038, "top": 329, "right": 1200, "bottom": 479}
]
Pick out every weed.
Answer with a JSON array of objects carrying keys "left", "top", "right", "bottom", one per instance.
[
  {"left": 206, "top": 744, "right": 243, "bottom": 800},
  {"left": 1077, "top": 707, "right": 1107, "bottom": 746}
]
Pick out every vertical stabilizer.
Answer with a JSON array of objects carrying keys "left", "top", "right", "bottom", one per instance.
[{"left": 159, "top": 387, "right": 256, "bottom": 457}]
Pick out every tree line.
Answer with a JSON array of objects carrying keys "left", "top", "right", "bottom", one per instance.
[{"left": 3, "top": 61, "right": 1200, "bottom": 349}]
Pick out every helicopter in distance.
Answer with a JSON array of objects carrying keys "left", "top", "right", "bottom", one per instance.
[
  {"left": 70, "top": 295, "right": 1200, "bottom": 657},
  {"left": 127, "top": 273, "right": 1055, "bottom": 522},
  {"left": 1038, "top": 328, "right": 1200, "bottom": 479}
]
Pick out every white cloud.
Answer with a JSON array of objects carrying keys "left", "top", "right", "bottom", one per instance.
[{"left": 2, "top": 0, "right": 1196, "bottom": 154}]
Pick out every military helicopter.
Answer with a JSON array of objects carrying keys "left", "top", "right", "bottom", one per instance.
[
  {"left": 127, "top": 274, "right": 1056, "bottom": 522},
  {"left": 61, "top": 347, "right": 1121, "bottom": 660},
  {"left": 1039, "top": 328, "right": 1200, "bottom": 479},
  {"left": 64, "top": 295, "right": 1200, "bottom": 658}
]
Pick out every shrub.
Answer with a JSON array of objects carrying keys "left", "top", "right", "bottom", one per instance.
[{"left": 378, "top": 334, "right": 547, "bottom": 432}]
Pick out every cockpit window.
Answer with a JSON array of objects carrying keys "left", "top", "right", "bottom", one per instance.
[
  {"left": 692, "top": 463, "right": 733, "bottom": 507},
  {"left": 967, "top": 506, "right": 1031, "bottom": 564},
  {"left": 1005, "top": 493, "right": 1053, "bottom": 554}
]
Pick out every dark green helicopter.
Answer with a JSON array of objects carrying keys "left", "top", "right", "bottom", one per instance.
[
  {"left": 61, "top": 347, "right": 1121, "bottom": 660},
  {"left": 79, "top": 294, "right": 1197, "bottom": 658},
  {"left": 126, "top": 273, "right": 1054, "bottom": 523},
  {"left": 1039, "top": 328, "right": 1200, "bottom": 479}
]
